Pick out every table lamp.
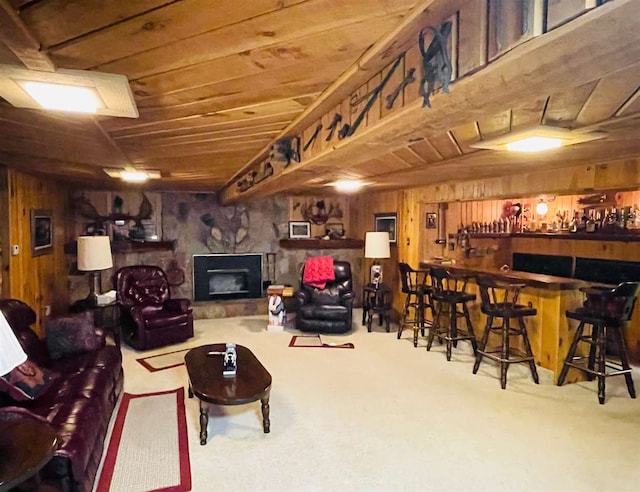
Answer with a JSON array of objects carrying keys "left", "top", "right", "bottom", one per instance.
[
  {"left": 364, "top": 231, "right": 391, "bottom": 289},
  {"left": 77, "top": 235, "right": 113, "bottom": 306},
  {"left": 0, "top": 311, "right": 27, "bottom": 376}
]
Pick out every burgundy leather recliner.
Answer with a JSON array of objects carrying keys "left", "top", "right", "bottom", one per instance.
[{"left": 115, "top": 265, "right": 194, "bottom": 351}]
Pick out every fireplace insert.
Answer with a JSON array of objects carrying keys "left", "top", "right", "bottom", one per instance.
[{"left": 193, "top": 254, "right": 262, "bottom": 301}]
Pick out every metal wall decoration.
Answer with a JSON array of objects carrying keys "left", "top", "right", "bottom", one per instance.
[
  {"left": 345, "top": 54, "right": 404, "bottom": 138},
  {"left": 297, "top": 199, "right": 343, "bottom": 225},
  {"left": 200, "top": 205, "right": 250, "bottom": 253},
  {"left": 385, "top": 67, "right": 416, "bottom": 110},
  {"left": 418, "top": 21, "right": 453, "bottom": 108}
]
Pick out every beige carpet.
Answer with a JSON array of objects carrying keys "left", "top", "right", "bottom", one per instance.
[{"left": 100, "top": 310, "right": 640, "bottom": 491}]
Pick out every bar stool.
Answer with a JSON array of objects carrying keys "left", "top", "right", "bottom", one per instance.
[
  {"left": 558, "top": 282, "right": 639, "bottom": 404},
  {"left": 397, "top": 263, "right": 432, "bottom": 347},
  {"left": 472, "top": 275, "right": 539, "bottom": 389},
  {"left": 428, "top": 268, "right": 477, "bottom": 360}
]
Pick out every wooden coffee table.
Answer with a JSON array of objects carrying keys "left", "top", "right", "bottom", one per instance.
[{"left": 185, "top": 344, "right": 272, "bottom": 445}]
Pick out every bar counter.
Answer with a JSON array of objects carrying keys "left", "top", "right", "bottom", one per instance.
[{"left": 419, "top": 260, "right": 588, "bottom": 383}]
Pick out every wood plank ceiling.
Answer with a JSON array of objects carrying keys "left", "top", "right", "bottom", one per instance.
[{"left": 0, "top": 0, "right": 639, "bottom": 197}]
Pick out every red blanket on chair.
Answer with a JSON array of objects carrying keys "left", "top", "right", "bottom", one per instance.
[{"left": 303, "top": 256, "right": 335, "bottom": 289}]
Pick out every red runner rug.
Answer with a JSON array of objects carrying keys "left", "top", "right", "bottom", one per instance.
[
  {"left": 95, "top": 387, "right": 191, "bottom": 492},
  {"left": 135, "top": 348, "right": 190, "bottom": 373}
]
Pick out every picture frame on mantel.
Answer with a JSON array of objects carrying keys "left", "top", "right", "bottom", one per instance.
[
  {"left": 289, "top": 221, "right": 311, "bottom": 239},
  {"left": 31, "top": 209, "right": 53, "bottom": 257},
  {"left": 374, "top": 212, "right": 397, "bottom": 244}
]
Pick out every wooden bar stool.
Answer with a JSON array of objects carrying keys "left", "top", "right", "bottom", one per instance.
[
  {"left": 558, "top": 282, "right": 639, "bottom": 404},
  {"left": 428, "top": 268, "right": 477, "bottom": 360},
  {"left": 473, "top": 275, "right": 539, "bottom": 389},
  {"left": 397, "top": 263, "right": 432, "bottom": 347}
]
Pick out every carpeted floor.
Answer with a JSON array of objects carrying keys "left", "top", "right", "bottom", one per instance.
[{"left": 98, "top": 310, "right": 640, "bottom": 491}]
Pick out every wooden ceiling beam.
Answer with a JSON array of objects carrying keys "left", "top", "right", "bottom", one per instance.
[
  {"left": 0, "top": 0, "right": 54, "bottom": 71},
  {"left": 220, "top": 0, "right": 640, "bottom": 203}
]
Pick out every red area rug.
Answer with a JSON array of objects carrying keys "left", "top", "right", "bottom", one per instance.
[
  {"left": 136, "top": 348, "right": 190, "bottom": 373},
  {"left": 289, "top": 335, "right": 354, "bottom": 348},
  {"left": 95, "top": 387, "right": 191, "bottom": 492}
]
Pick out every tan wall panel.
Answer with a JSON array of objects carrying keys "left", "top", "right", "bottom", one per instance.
[{"left": 7, "top": 169, "right": 72, "bottom": 336}]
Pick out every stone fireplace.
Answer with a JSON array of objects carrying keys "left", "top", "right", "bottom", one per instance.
[{"left": 193, "top": 254, "right": 262, "bottom": 301}]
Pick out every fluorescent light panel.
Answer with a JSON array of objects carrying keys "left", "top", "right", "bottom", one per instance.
[
  {"left": 0, "top": 64, "right": 139, "bottom": 118},
  {"left": 104, "top": 169, "right": 161, "bottom": 182},
  {"left": 19, "top": 81, "right": 103, "bottom": 113},
  {"left": 334, "top": 180, "right": 364, "bottom": 192},
  {"left": 470, "top": 125, "right": 606, "bottom": 152}
]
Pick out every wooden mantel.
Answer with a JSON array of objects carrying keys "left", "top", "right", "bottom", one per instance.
[{"left": 279, "top": 238, "right": 363, "bottom": 249}]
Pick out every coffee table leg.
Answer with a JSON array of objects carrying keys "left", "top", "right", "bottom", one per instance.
[
  {"left": 199, "top": 402, "right": 208, "bottom": 445},
  {"left": 260, "top": 392, "right": 270, "bottom": 433}
]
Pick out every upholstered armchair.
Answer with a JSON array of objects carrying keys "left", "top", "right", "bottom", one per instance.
[
  {"left": 115, "top": 265, "right": 193, "bottom": 351},
  {"left": 294, "top": 259, "right": 354, "bottom": 334}
]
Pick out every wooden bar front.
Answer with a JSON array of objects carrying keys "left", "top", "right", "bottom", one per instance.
[{"left": 419, "top": 261, "right": 588, "bottom": 384}]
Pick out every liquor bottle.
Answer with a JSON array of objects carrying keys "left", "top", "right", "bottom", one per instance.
[{"left": 586, "top": 210, "right": 596, "bottom": 233}]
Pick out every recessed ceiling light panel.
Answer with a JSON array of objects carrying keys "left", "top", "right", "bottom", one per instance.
[
  {"left": 470, "top": 125, "right": 606, "bottom": 152},
  {"left": 104, "top": 168, "right": 161, "bottom": 182},
  {"left": 0, "top": 64, "right": 139, "bottom": 118}
]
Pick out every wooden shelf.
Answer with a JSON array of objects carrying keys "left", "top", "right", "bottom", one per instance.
[
  {"left": 448, "top": 231, "right": 640, "bottom": 242},
  {"left": 65, "top": 240, "right": 176, "bottom": 255},
  {"left": 279, "top": 238, "right": 364, "bottom": 249}
]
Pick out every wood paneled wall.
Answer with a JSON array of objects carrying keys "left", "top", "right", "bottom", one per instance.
[{"left": 1, "top": 167, "right": 72, "bottom": 336}]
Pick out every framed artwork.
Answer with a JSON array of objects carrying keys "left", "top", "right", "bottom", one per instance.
[
  {"left": 289, "top": 221, "right": 311, "bottom": 239},
  {"left": 374, "top": 212, "right": 397, "bottom": 244},
  {"left": 325, "top": 222, "right": 345, "bottom": 238},
  {"left": 31, "top": 209, "right": 53, "bottom": 257},
  {"left": 426, "top": 212, "right": 437, "bottom": 229}
]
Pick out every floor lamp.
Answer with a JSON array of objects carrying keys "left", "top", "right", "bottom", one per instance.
[
  {"left": 77, "top": 236, "right": 113, "bottom": 306},
  {"left": 364, "top": 231, "right": 391, "bottom": 289}
]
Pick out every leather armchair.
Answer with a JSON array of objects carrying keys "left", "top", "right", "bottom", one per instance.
[
  {"left": 294, "top": 260, "right": 354, "bottom": 334},
  {"left": 115, "top": 265, "right": 194, "bottom": 351}
]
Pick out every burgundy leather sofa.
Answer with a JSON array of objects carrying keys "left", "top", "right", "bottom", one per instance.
[
  {"left": 295, "top": 260, "right": 355, "bottom": 333},
  {"left": 0, "top": 299, "right": 124, "bottom": 492},
  {"left": 115, "top": 265, "right": 194, "bottom": 351}
]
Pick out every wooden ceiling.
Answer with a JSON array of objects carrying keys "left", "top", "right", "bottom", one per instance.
[{"left": 0, "top": 0, "right": 639, "bottom": 198}]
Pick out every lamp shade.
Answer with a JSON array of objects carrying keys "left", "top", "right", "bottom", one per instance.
[
  {"left": 364, "top": 232, "right": 391, "bottom": 259},
  {"left": 77, "top": 236, "right": 113, "bottom": 271},
  {"left": 0, "top": 311, "right": 27, "bottom": 376}
]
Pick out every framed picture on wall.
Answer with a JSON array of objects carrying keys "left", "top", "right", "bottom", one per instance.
[
  {"left": 31, "top": 209, "right": 53, "bottom": 257},
  {"left": 426, "top": 212, "right": 437, "bottom": 229},
  {"left": 289, "top": 221, "right": 311, "bottom": 239},
  {"left": 374, "top": 212, "right": 397, "bottom": 244}
]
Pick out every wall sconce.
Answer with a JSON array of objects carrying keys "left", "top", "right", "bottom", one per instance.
[
  {"left": 535, "top": 195, "right": 555, "bottom": 217},
  {"left": 535, "top": 200, "right": 548, "bottom": 217}
]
